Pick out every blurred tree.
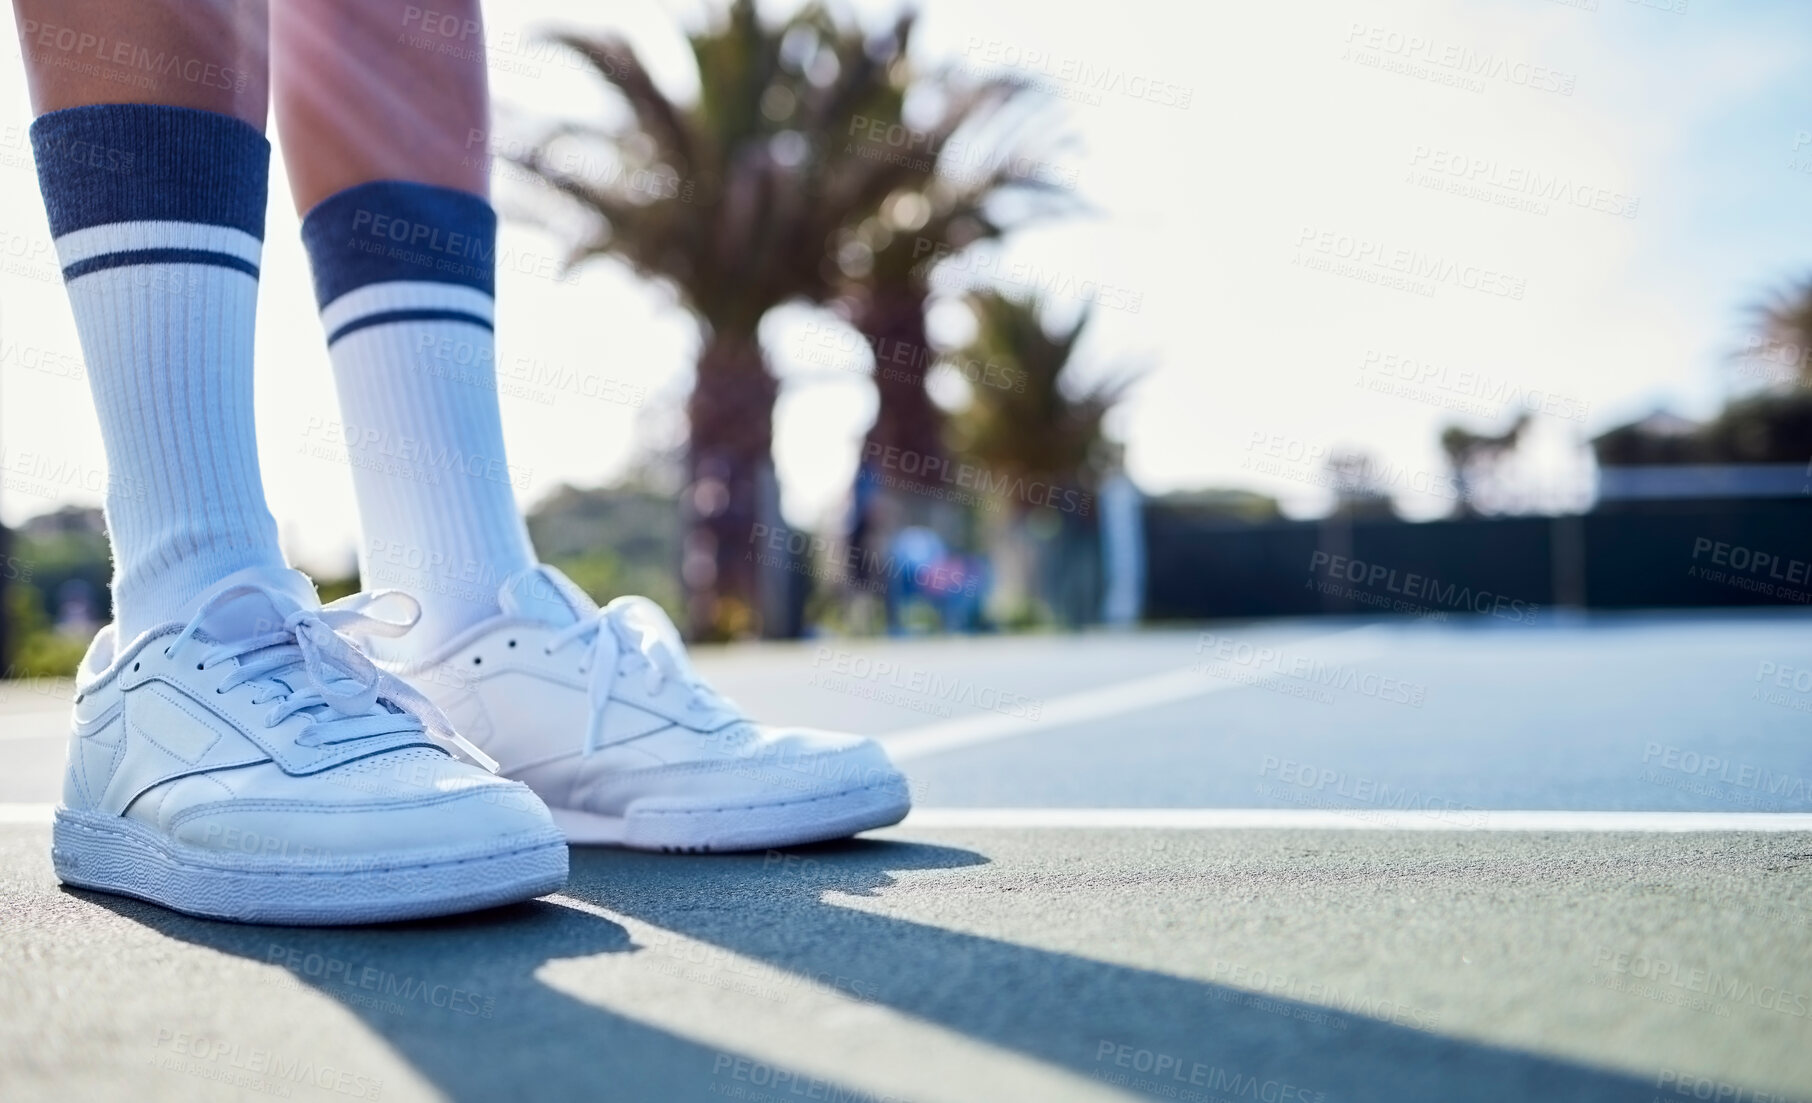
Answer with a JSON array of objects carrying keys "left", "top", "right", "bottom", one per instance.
[
  {"left": 833, "top": 76, "right": 1076, "bottom": 488},
  {"left": 3, "top": 506, "right": 109, "bottom": 678},
  {"left": 1589, "top": 273, "right": 1812, "bottom": 470},
  {"left": 1439, "top": 414, "right": 1530, "bottom": 516},
  {"left": 1713, "top": 278, "right": 1812, "bottom": 462},
  {"left": 513, "top": 1, "right": 926, "bottom": 638},
  {"left": 1699, "top": 391, "right": 1812, "bottom": 462},
  {"left": 1754, "top": 277, "right": 1812, "bottom": 386},
  {"left": 1588, "top": 409, "right": 1701, "bottom": 466},
  {"left": 832, "top": 71, "right": 1078, "bottom": 603},
  {"left": 948, "top": 290, "right": 1136, "bottom": 490},
  {"left": 946, "top": 291, "right": 1137, "bottom": 625},
  {"left": 1592, "top": 398, "right": 1812, "bottom": 467},
  {"left": 1147, "top": 488, "right": 1282, "bottom": 524}
]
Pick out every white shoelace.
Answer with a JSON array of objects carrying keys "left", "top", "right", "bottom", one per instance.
[
  {"left": 167, "top": 585, "right": 499, "bottom": 771},
  {"left": 542, "top": 596, "right": 740, "bottom": 753}
]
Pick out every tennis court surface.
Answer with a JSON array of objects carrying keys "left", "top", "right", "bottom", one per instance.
[{"left": 2, "top": 609, "right": 1809, "bottom": 1101}]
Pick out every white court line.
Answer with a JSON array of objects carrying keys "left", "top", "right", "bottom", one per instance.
[
  {"left": 1, "top": 804, "right": 1805, "bottom": 831},
  {"left": 880, "top": 626, "right": 1386, "bottom": 763},
  {"left": 899, "top": 808, "right": 1812, "bottom": 832}
]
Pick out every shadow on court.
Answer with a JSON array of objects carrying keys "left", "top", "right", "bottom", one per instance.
[{"left": 84, "top": 839, "right": 1656, "bottom": 1102}]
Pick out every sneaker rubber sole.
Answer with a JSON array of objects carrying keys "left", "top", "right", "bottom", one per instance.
[
  {"left": 548, "top": 779, "right": 911, "bottom": 853},
  {"left": 51, "top": 808, "right": 569, "bottom": 925}
]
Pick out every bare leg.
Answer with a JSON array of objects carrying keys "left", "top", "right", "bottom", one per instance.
[
  {"left": 12, "top": 0, "right": 266, "bottom": 124},
  {"left": 273, "top": 0, "right": 545, "bottom": 651},
  {"left": 272, "top": 0, "right": 484, "bottom": 209}
]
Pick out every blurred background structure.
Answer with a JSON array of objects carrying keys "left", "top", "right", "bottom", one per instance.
[{"left": 2, "top": 0, "right": 1811, "bottom": 670}]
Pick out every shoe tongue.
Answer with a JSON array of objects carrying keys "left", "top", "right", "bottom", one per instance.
[
  {"left": 190, "top": 567, "right": 319, "bottom": 641},
  {"left": 498, "top": 565, "right": 593, "bottom": 628},
  {"left": 609, "top": 595, "right": 699, "bottom": 683},
  {"left": 604, "top": 595, "right": 739, "bottom": 721}
]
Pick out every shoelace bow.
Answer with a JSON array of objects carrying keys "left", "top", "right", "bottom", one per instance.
[
  {"left": 168, "top": 585, "right": 498, "bottom": 771},
  {"left": 541, "top": 596, "right": 740, "bottom": 753}
]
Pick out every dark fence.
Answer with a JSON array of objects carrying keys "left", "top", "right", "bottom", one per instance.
[{"left": 1145, "top": 498, "right": 1812, "bottom": 621}]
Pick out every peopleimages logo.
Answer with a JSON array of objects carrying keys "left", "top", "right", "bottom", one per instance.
[
  {"left": 747, "top": 523, "right": 982, "bottom": 596},
  {"left": 1194, "top": 633, "right": 1427, "bottom": 707},
  {"left": 1343, "top": 22, "right": 1576, "bottom": 96},
  {"left": 863, "top": 441, "right": 1091, "bottom": 516},
  {"left": 1307, "top": 551, "right": 1541, "bottom": 623},
  {"left": 1594, "top": 946, "right": 1810, "bottom": 1019},
  {"left": 150, "top": 1029, "right": 382, "bottom": 1099},
  {"left": 1755, "top": 661, "right": 1812, "bottom": 716},
  {"left": 1642, "top": 742, "right": 1811, "bottom": 801},
  {"left": 1258, "top": 755, "right": 1487, "bottom": 828},
  {"left": 1359, "top": 348, "right": 1592, "bottom": 422},
  {"left": 300, "top": 417, "right": 531, "bottom": 491},
  {"left": 1407, "top": 146, "right": 1638, "bottom": 218},
  {"left": 346, "top": 209, "right": 578, "bottom": 284},
  {"left": 1655, "top": 1067, "right": 1808, "bottom": 1103},
  {"left": 263, "top": 945, "right": 494, "bottom": 1018},
  {"left": 1091, "top": 1042, "right": 1325, "bottom": 1101},
  {"left": 350, "top": 209, "right": 488, "bottom": 260},
  {"left": 1689, "top": 538, "right": 1812, "bottom": 586},
  {"left": 811, "top": 647, "right": 1044, "bottom": 720},
  {"left": 710, "top": 1055, "right": 907, "bottom": 1103},
  {"left": 1292, "top": 225, "right": 1527, "bottom": 300},
  {"left": 19, "top": 20, "right": 250, "bottom": 93}
]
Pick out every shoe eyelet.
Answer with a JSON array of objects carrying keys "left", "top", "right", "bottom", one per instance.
[
  {"left": 131, "top": 662, "right": 140, "bottom": 672},
  {"left": 195, "top": 663, "right": 204, "bottom": 671},
  {"left": 472, "top": 656, "right": 482, "bottom": 666},
  {"left": 507, "top": 639, "right": 517, "bottom": 648}
]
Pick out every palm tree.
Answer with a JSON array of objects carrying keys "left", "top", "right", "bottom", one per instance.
[
  {"left": 829, "top": 82, "right": 1077, "bottom": 610},
  {"left": 1439, "top": 414, "right": 1530, "bottom": 516},
  {"left": 1753, "top": 277, "right": 1812, "bottom": 386},
  {"left": 945, "top": 290, "right": 1138, "bottom": 625},
  {"left": 948, "top": 290, "right": 1136, "bottom": 492},
  {"left": 512, "top": 1, "right": 935, "bottom": 638},
  {"left": 833, "top": 83, "right": 1077, "bottom": 483}
]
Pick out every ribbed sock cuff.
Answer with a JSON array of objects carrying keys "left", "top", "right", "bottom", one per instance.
[
  {"left": 300, "top": 179, "right": 496, "bottom": 311},
  {"left": 31, "top": 104, "right": 281, "bottom": 639},
  {"left": 29, "top": 104, "right": 268, "bottom": 239}
]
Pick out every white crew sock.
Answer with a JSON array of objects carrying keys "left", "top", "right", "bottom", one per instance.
[
  {"left": 31, "top": 105, "right": 286, "bottom": 641},
  {"left": 300, "top": 181, "right": 546, "bottom": 657}
]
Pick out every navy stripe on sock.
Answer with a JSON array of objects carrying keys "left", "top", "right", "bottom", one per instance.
[
  {"left": 302, "top": 181, "right": 497, "bottom": 310},
  {"left": 29, "top": 105, "right": 268, "bottom": 239},
  {"left": 62, "top": 248, "right": 260, "bottom": 282},
  {"left": 326, "top": 308, "right": 494, "bottom": 347}
]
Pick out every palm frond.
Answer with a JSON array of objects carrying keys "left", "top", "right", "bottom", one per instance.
[{"left": 546, "top": 32, "right": 696, "bottom": 174}]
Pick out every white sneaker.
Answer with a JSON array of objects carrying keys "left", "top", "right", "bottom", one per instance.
[
  {"left": 53, "top": 568, "right": 568, "bottom": 925},
  {"left": 383, "top": 566, "right": 911, "bottom": 852}
]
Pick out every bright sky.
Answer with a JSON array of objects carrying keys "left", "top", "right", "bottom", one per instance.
[{"left": 2, "top": 0, "right": 1810, "bottom": 576}]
